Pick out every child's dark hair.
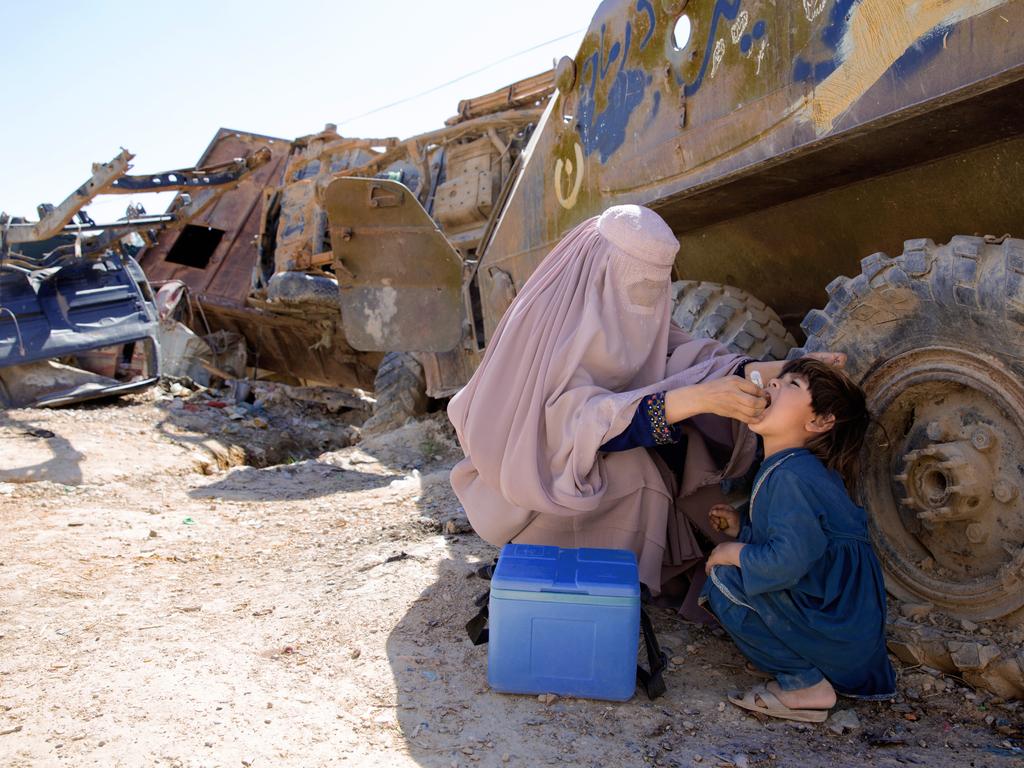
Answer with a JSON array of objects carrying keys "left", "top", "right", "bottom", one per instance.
[{"left": 782, "top": 357, "right": 870, "bottom": 488}]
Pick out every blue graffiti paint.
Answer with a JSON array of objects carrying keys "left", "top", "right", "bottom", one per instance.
[
  {"left": 576, "top": 10, "right": 650, "bottom": 163},
  {"left": 821, "top": 0, "right": 859, "bottom": 50},
  {"left": 793, "top": 0, "right": 858, "bottom": 85},
  {"left": 577, "top": 68, "right": 648, "bottom": 162},
  {"left": 740, "top": 34, "right": 752, "bottom": 54},
  {"left": 637, "top": 0, "right": 655, "bottom": 49},
  {"left": 682, "top": 0, "right": 743, "bottom": 97},
  {"left": 753, "top": 20, "right": 767, "bottom": 39},
  {"left": 794, "top": 0, "right": 948, "bottom": 86},
  {"left": 891, "top": 25, "right": 947, "bottom": 77}
]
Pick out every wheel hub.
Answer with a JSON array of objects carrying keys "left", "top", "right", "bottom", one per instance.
[
  {"left": 896, "top": 424, "right": 999, "bottom": 530},
  {"left": 860, "top": 346, "right": 1024, "bottom": 619}
]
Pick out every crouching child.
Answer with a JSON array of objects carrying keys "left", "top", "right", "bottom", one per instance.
[{"left": 700, "top": 357, "right": 896, "bottom": 722}]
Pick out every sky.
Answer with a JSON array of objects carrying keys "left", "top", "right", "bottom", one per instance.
[{"left": 0, "top": 0, "right": 596, "bottom": 225}]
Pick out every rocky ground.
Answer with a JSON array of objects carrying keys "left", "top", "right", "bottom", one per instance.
[{"left": 0, "top": 386, "right": 1021, "bottom": 767}]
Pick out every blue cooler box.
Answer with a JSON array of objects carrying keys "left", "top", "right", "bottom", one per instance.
[{"left": 487, "top": 544, "right": 641, "bottom": 701}]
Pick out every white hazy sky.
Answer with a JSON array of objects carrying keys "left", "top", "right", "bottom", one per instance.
[{"left": 0, "top": 0, "right": 595, "bottom": 224}]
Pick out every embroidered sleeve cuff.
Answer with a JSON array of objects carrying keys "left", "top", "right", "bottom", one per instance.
[{"left": 642, "top": 391, "right": 682, "bottom": 445}]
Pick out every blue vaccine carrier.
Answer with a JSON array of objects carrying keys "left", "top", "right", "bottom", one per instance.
[{"left": 486, "top": 544, "right": 642, "bottom": 701}]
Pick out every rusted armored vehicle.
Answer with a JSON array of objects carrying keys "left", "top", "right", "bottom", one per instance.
[
  {"left": 325, "top": 0, "right": 1024, "bottom": 690},
  {"left": 139, "top": 74, "right": 554, "bottom": 400}
]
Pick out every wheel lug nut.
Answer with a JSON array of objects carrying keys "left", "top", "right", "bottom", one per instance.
[
  {"left": 971, "top": 427, "right": 993, "bottom": 451},
  {"left": 993, "top": 479, "right": 1018, "bottom": 504},
  {"left": 966, "top": 523, "right": 987, "bottom": 543}
]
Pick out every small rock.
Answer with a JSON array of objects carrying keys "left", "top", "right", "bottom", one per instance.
[
  {"left": 148, "top": 530, "right": 158, "bottom": 538},
  {"left": 961, "top": 619, "right": 979, "bottom": 632},
  {"left": 918, "top": 740, "right": 927, "bottom": 748},
  {"left": 980, "top": 628, "right": 992, "bottom": 636},
  {"left": 350, "top": 648, "right": 361, "bottom": 660},
  {"left": 733, "top": 756, "right": 749, "bottom": 768},
  {"left": 267, "top": 702, "right": 273, "bottom": 709},
  {"left": 671, "top": 656, "right": 686, "bottom": 665},
  {"left": 717, "top": 702, "right": 726, "bottom": 712},
  {"left": 899, "top": 602, "right": 933, "bottom": 621},
  {"left": 538, "top": 693, "right": 558, "bottom": 705},
  {"left": 686, "top": 645, "right": 698, "bottom": 654},
  {"left": 502, "top": 755, "right": 510, "bottom": 763},
  {"left": 693, "top": 756, "right": 703, "bottom": 764},
  {"left": 827, "top": 709, "right": 861, "bottom": 735},
  {"left": 985, "top": 715, "right": 995, "bottom": 725},
  {"left": 444, "top": 517, "right": 472, "bottom": 535},
  {"left": 682, "top": 720, "right": 695, "bottom": 731}
]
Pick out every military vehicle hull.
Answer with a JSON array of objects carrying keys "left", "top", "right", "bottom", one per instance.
[{"left": 330, "top": 0, "right": 1024, "bottom": 660}]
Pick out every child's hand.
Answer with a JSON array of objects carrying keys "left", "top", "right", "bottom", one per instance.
[
  {"left": 705, "top": 542, "right": 745, "bottom": 574},
  {"left": 708, "top": 504, "right": 740, "bottom": 538}
]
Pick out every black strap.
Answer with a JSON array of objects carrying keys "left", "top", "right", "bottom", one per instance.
[
  {"left": 464, "top": 584, "right": 668, "bottom": 700},
  {"left": 636, "top": 605, "right": 668, "bottom": 700},
  {"left": 466, "top": 589, "right": 490, "bottom": 645}
]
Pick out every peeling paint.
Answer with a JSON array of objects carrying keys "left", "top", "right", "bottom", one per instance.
[
  {"left": 361, "top": 286, "right": 398, "bottom": 346},
  {"left": 809, "top": 0, "right": 1009, "bottom": 133}
]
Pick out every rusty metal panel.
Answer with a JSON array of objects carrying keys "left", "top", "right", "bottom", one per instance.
[
  {"left": 195, "top": 299, "right": 381, "bottom": 389},
  {"left": 324, "top": 178, "right": 463, "bottom": 352},
  {"left": 476, "top": 0, "right": 1024, "bottom": 342},
  {"left": 139, "top": 129, "right": 290, "bottom": 305}
]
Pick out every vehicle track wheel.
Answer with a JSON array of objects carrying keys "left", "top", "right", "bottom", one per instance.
[
  {"left": 801, "top": 236, "right": 1024, "bottom": 621},
  {"left": 670, "top": 281, "right": 796, "bottom": 361},
  {"left": 363, "top": 351, "right": 428, "bottom": 433}
]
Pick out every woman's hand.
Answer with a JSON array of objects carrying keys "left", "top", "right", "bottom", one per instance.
[
  {"left": 705, "top": 542, "right": 745, "bottom": 574},
  {"left": 708, "top": 504, "right": 740, "bottom": 538},
  {"left": 682, "top": 377, "right": 768, "bottom": 424}
]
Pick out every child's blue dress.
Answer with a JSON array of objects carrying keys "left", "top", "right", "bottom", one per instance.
[{"left": 701, "top": 448, "right": 896, "bottom": 697}]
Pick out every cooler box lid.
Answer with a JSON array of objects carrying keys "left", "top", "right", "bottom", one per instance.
[{"left": 491, "top": 544, "right": 640, "bottom": 598}]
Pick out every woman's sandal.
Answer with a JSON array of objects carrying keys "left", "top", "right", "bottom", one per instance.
[{"left": 727, "top": 684, "right": 830, "bottom": 723}]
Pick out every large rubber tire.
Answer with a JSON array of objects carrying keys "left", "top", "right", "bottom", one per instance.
[
  {"left": 267, "top": 271, "right": 341, "bottom": 311},
  {"left": 362, "top": 351, "right": 428, "bottom": 433},
  {"left": 670, "top": 281, "right": 796, "bottom": 360},
  {"left": 800, "top": 236, "right": 1024, "bottom": 621}
]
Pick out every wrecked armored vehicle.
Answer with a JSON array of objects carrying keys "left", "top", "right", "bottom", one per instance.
[
  {"left": 0, "top": 147, "right": 270, "bottom": 407},
  {"left": 138, "top": 73, "right": 554, "bottom": 404},
  {"left": 324, "top": 0, "right": 1024, "bottom": 693}
]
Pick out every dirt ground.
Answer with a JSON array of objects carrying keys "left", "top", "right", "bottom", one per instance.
[{"left": 1, "top": 389, "right": 1022, "bottom": 768}]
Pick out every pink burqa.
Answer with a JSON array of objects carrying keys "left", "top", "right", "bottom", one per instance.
[{"left": 447, "top": 205, "right": 758, "bottom": 601}]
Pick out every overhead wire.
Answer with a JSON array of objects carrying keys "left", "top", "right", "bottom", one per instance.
[{"left": 336, "top": 28, "right": 584, "bottom": 126}]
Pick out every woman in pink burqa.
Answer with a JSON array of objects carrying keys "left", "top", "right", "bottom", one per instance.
[{"left": 447, "top": 205, "right": 839, "bottom": 618}]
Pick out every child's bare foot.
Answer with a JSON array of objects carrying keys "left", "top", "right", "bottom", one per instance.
[{"left": 766, "top": 678, "right": 836, "bottom": 710}]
